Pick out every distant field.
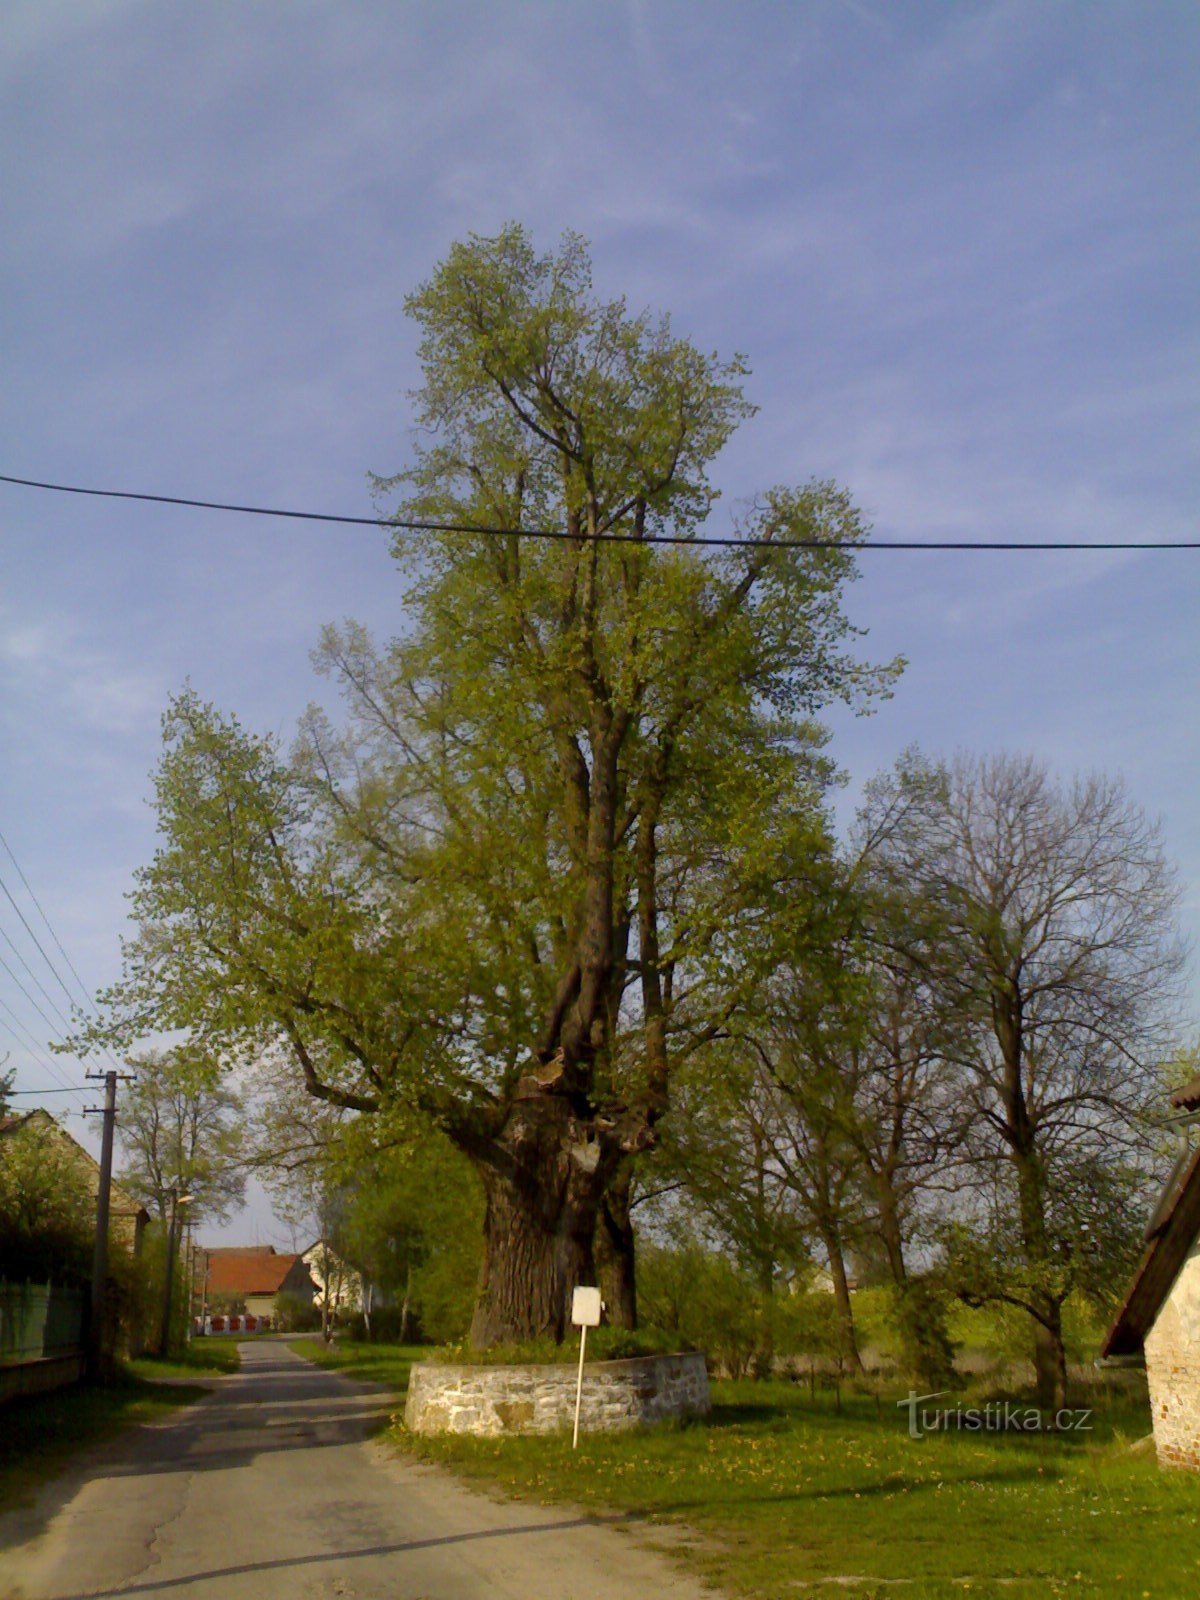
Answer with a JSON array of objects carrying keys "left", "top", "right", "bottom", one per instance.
[{"left": 294, "top": 1338, "right": 1196, "bottom": 1599}]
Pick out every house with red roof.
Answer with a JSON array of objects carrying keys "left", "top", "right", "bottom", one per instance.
[{"left": 200, "top": 1245, "right": 316, "bottom": 1324}]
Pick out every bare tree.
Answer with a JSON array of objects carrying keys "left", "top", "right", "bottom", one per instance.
[
  {"left": 872, "top": 751, "right": 1186, "bottom": 1408},
  {"left": 118, "top": 1048, "right": 246, "bottom": 1227}
]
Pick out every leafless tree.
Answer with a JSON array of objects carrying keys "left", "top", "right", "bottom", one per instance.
[{"left": 870, "top": 750, "right": 1186, "bottom": 1408}]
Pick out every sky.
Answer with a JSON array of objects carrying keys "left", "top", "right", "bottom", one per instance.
[{"left": 1, "top": 1, "right": 1197, "bottom": 1246}]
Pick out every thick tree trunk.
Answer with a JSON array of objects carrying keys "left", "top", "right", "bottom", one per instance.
[
  {"left": 594, "top": 1164, "right": 637, "bottom": 1329},
  {"left": 466, "top": 1093, "right": 612, "bottom": 1349}
]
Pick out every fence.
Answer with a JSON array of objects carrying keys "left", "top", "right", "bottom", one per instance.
[{"left": 0, "top": 1278, "right": 86, "bottom": 1363}]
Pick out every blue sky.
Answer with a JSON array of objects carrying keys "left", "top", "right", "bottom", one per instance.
[{"left": 2, "top": 2, "right": 1197, "bottom": 1243}]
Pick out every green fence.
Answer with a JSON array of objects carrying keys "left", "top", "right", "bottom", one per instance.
[{"left": 0, "top": 1279, "right": 86, "bottom": 1365}]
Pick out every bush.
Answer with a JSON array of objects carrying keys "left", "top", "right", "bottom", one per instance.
[
  {"left": 345, "top": 1305, "right": 410, "bottom": 1343},
  {"left": 273, "top": 1289, "right": 320, "bottom": 1332},
  {"left": 890, "top": 1277, "right": 958, "bottom": 1388},
  {"left": 430, "top": 1324, "right": 687, "bottom": 1366}
]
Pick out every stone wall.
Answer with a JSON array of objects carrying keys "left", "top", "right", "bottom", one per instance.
[
  {"left": 1145, "top": 1237, "right": 1200, "bottom": 1469},
  {"left": 404, "top": 1351, "right": 710, "bottom": 1437}
]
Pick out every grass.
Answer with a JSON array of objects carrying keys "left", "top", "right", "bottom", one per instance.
[
  {"left": 287, "top": 1336, "right": 424, "bottom": 1396},
  {"left": 294, "top": 1339, "right": 1200, "bottom": 1599},
  {"left": 126, "top": 1339, "right": 241, "bottom": 1381},
  {"left": 0, "top": 1370, "right": 209, "bottom": 1513}
]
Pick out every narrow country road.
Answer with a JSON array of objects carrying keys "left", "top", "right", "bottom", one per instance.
[{"left": 0, "top": 1341, "right": 719, "bottom": 1600}]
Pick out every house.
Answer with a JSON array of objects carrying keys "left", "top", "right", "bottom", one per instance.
[
  {"left": 1100, "top": 1077, "right": 1200, "bottom": 1469},
  {"left": 302, "top": 1238, "right": 365, "bottom": 1319},
  {"left": 200, "top": 1245, "right": 316, "bottom": 1322}
]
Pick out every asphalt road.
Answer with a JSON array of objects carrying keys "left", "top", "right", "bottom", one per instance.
[{"left": 1, "top": 1340, "right": 719, "bottom": 1600}]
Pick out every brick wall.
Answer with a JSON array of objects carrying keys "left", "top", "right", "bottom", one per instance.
[{"left": 1145, "top": 1238, "right": 1200, "bottom": 1469}]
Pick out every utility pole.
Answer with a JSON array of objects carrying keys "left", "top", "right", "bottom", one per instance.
[{"left": 84, "top": 1070, "right": 119, "bottom": 1380}]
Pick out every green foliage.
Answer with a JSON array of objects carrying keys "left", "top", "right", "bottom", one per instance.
[
  {"left": 79, "top": 226, "right": 895, "bottom": 1346},
  {"left": 0, "top": 1115, "right": 94, "bottom": 1283},
  {"left": 335, "top": 1131, "right": 483, "bottom": 1345},
  {"left": 889, "top": 1276, "right": 958, "bottom": 1388},
  {"left": 272, "top": 1290, "right": 319, "bottom": 1332},
  {"left": 429, "top": 1324, "right": 686, "bottom": 1366},
  {"left": 636, "top": 1241, "right": 851, "bottom": 1378}
]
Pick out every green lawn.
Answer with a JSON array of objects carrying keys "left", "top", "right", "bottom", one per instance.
[
  {"left": 0, "top": 1371, "right": 209, "bottom": 1513},
  {"left": 294, "top": 1339, "right": 1200, "bottom": 1599},
  {"left": 287, "top": 1336, "right": 424, "bottom": 1396},
  {"left": 126, "top": 1339, "right": 241, "bottom": 1381}
]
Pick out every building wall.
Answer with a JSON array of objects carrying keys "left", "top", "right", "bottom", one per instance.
[{"left": 1145, "top": 1237, "right": 1200, "bottom": 1469}]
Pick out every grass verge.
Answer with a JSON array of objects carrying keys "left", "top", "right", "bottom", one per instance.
[
  {"left": 0, "top": 1371, "right": 209, "bottom": 1514},
  {"left": 287, "top": 1337, "right": 424, "bottom": 1396},
  {"left": 126, "top": 1339, "right": 241, "bottom": 1382},
  {"left": 295, "top": 1341, "right": 1197, "bottom": 1600}
]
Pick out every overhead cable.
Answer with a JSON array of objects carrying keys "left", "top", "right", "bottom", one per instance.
[{"left": 1, "top": 472, "right": 1196, "bottom": 552}]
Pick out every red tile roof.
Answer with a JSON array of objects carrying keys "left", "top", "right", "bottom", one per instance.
[{"left": 203, "top": 1246, "right": 310, "bottom": 1297}]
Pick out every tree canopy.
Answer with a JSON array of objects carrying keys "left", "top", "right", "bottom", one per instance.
[{"left": 85, "top": 226, "right": 897, "bottom": 1344}]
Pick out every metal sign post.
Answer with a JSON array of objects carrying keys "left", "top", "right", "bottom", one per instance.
[{"left": 571, "top": 1286, "right": 603, "bottom": 1449}]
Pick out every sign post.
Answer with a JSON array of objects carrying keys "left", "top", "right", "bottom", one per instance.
[{"left": 571, "top": 1286, "right": 603, "bottom": 1449}]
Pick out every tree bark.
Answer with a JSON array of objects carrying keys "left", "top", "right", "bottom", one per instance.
[
  {"left": 465, "top": 1092, "right": 613, "bottom": 1348},
  {"left": 819, "top": 1226, "right": 863, "bottom": 1373},
  {"left": 872, "top": 1170, "right": 908, "bottom": 1289},
  {"left": 594, "top": 1163, "right": 637, "bottom": 1329}
]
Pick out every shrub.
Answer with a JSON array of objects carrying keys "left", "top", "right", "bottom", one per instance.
[{"left": 273, "top": 1289, "right": 320, "bottom": 1332}]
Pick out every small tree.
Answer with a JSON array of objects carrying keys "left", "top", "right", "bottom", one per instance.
[{"left": 117, "top": 1047, "right": 246, "bottom": 1227}]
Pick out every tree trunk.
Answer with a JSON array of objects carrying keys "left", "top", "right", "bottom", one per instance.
[
  {"left": 1034, "top": 1301, "right": 1068, "bottom": 1412},
  {"left": 873, "top": 1174, "right": 908, "bottom": 1289},
  {"left": 465, "top": 1094, "right": 611, "bottom": 1349},
  {"left": 1011, "top": 1141, "right": 1068, "bottom": 1411},
  {"left": 399, "top": 1262, "right": 413, "bottom": 1344},
  {"left": 820, "top": 1227, "right": 863, "bottom": 1373},
  {"left": 594, "top": 1164, "right": 637, "bottom": 1329}
]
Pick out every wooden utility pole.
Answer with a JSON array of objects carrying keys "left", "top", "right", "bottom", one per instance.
[{"left": 85, "top": 1070, "right": 118, "bottom": 1380}]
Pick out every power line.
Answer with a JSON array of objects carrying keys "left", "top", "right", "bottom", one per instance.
[
  {"left": 6, "top": 1085, "right": 87, "bottom": 1096},
  {"left": 0, "top": 868, "right": 80, "bottom": 1016},
  {"left": 0, "top": 949, "right": 70, "bottom": 1040},
  {"left": 0, "top": 997, "right": 87, "bottom": 1100},
  {"left": 0, "top": 833, "right": 128, "bottom": 1077},
  {"left": 0, "top": 828, "right": 98, "bottom": 1015},
  {"left": 1, "top": 471, "right": 1197, "bottom": 551},
  {"left": 0, "top": 918, "right": 76, "bottom": 1036}
]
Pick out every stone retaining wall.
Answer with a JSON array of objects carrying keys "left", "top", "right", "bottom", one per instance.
[{"left": 404, "top": 1351, "right": 710, "bottom": 1437}]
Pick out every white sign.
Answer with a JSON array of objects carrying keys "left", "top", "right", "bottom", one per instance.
[{"left": 571, "top": 1286, "right": 602, "bottom": 1328}]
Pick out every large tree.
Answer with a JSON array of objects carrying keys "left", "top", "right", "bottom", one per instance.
[{"left": 87, "top": 227, "right": 895, "bottom": 1346}]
